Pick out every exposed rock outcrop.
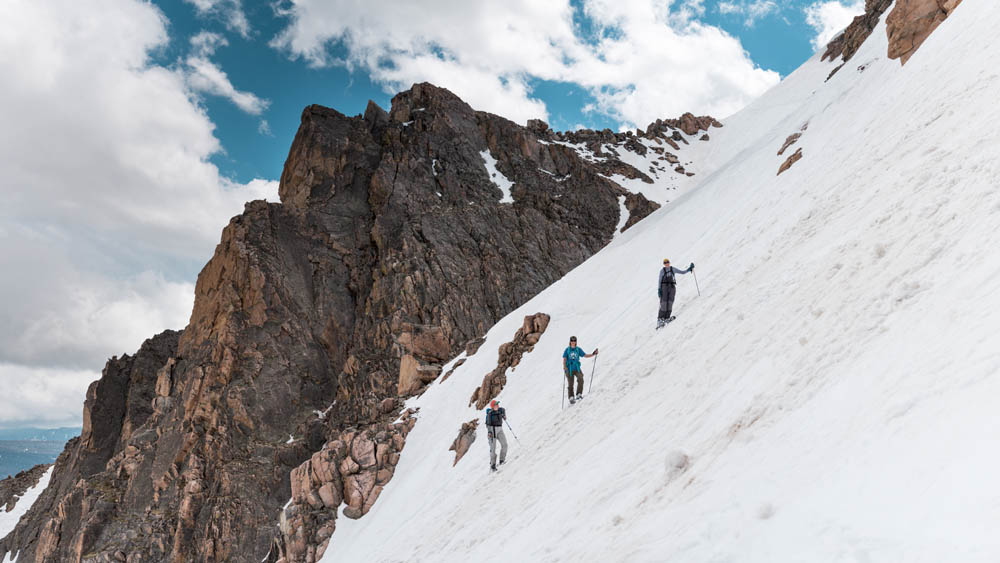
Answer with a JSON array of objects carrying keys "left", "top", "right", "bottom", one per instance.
[
  {"left": 449, "top": 419, "right": 479, "bottom": 466},
  {"left": 0, "top": 83, "right": 685, "bottom": 563},
  {"left": 778, "top": 148, "right": 804, "bottom": 176},
  {"left": 470, "top": 313, "right": 551, "bottom": 409},
  {"left": 271, "top": 408, "right": 417, "bottom": 563},
  {"left": 887, "top": 0, "right": 964, "bottom": 64},
  {"left": 778, "top": 133, "right": 802, "bottom": 156},
  {"left": 778, "top": 123, "right": 808, "bottom": 157}
]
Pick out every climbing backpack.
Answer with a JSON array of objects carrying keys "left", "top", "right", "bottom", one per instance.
[
  {"left": 661, "top": 266, "right": 676, "bottom": 286},
  {"left": 485, "top": 407, "right": 505, "bottom": 427}
]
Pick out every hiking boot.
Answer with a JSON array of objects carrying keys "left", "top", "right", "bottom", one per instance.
[{"left": 490, "top": 463, "right": 497, "bottom": 471}]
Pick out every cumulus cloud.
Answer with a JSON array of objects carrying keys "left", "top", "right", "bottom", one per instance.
[
  {"left": 184, "top": 0, "right": 250, "bottom": 38},
  {"left": 270, "top": 0, "right": 779, "bottom": 128},
  {"left": 0, "top": 0, "right": 278, "bottom": 426},
  {"left": 805, "top": 0, "right": 866, "bottom": 51}
]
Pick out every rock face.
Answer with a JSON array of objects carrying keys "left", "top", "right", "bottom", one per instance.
[
  {"left": 887, "top": 0, "right": 964, "bottom": 64},
  {"left": 0, "top": 463, "right": 49, "bottom": 513},
  {"left": 0, "top": 84, "right": 695, "bottom": 563},
  {"left": 470, "top": 313, "right": 550, "bottom": 410},
  {"left": 821, "top": 0, "right": 895, "bottom": 79}
]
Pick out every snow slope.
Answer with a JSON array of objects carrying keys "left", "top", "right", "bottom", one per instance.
[{"left": 324, "top": 2, "right": 1000, "bottom": 562}]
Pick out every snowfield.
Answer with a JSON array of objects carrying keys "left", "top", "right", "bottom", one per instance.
[{"left": 324, "top": 3, "right": 1000, "bottom": 562}]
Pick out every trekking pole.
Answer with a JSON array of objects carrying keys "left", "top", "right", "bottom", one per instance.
[
  {"left": 588, "top": 356, "right": 598, "bottom": 393},
  {"left": 504, "top": 419, "right": 521, "bottom": 443},
  {"left": 693, "top": 269, "right": 701, "bottom": 296},
  {"left": 561, "top": 371, "right": 565, "bottom": 410}
]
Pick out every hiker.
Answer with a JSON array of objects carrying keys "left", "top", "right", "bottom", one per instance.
[
  {"left": 485, "top": 399, "right": 508, "bottom": 471},
  {"left": 658, "top": 258, "right": 694, "bottom": 328},
  {"left": 563, "top": 336, "right": 598, "bottom": 404}
]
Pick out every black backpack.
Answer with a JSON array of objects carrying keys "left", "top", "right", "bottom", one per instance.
[
  {"left": 485, "top": 407, "right": 505, "bottom": 427},
  {"left": 661, "top": 267, "right": 676, "bottom": 286}
]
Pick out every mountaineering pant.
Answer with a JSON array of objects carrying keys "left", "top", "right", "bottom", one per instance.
[
  {"left": 566, "top": 369, "right": 584, "bottom": 398},
  {"left": 658, "top": 284, "right": 676, "bottom": 320},
  {"left": 488, "top": 426, "right": 507, "bottom": 465}
]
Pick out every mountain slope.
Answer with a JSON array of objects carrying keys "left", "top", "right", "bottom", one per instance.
[{"left": 320, "top": 2, "right": 1000, "bottom": 561}]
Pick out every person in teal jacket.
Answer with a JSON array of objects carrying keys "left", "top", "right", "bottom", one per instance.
[{"left": 563, "top": 336, "right": 598, "bottom": 404}]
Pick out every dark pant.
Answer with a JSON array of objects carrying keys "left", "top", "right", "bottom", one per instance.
[
  {"left": 566, "top": 369, "right": 584, "bottom": 398},
  {"left": 658, "top": 284, "right": 676, "bottom": 320}
]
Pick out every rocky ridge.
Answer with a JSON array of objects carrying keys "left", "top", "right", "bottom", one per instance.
[{"left": 0, "top": 83, "right": 717, "bottom": 563}]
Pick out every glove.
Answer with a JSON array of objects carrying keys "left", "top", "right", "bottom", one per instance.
[
  {"left": 594, "top": 348, "right": 599, "bottom": 355},
  {"left": 658, "top": 291, "right": 662, "bottom": 298},
  {"left": 689, "top": 262, "right": 695, "bottom": 270}
]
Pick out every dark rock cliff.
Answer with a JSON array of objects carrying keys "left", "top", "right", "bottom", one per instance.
[{"left": 0, "top": 83, "right": 710, "bottom": 563}]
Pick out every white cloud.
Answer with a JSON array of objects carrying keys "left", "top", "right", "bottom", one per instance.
[
  {"left": 184, "top": 0, "right": 250, "bottom": 38},
  {"left": 0, "top": 364, "right": 97, "bottom": 428},
  {"left": 805, "top": 0, "right": 866, "bottom": 51},
  {"left": 0, "top": 0, "right": 278, "bottom": 426},
  {"left": 185, "top": 31, "right": 270, "bottom": 115},
  {"left": 717, "top": 0, "right": 780, "bottom": 26},
  {"left": 270, "top": 0, "right": 779, "bottom": 127}
]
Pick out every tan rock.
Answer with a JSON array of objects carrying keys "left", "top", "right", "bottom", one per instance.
[
  {"left": 317, "top": 483, "right": 340, "bottom": 508},
  {"left": 448, "top": 419, "right": 479, "bottom": 466},
  {"left": 391, "top": 433, "right": 405, "bottom": 451},
  {"left": 778, "top": 148, "right": 803, "bottom": 176},
  {"left": 155, "top": 358, "right": 176, "bottom": 397},
  {"left": 397, "top": 354, "right": 442, "bottom": 396},
  {"left": 887, "top": 0, "right": 963, "bottom": 64},
  {"left": 351, "top": 436, "right": 376, "bottom": 468},
  {"left": 339, "top": 453, "right": 359, "bottom": 477},
  {"left": 375, "top": 468, "right": 394, "bottom": 486},
  {"left": 397, "top": 324, "right": 450, "bottom": 361},
  {"left": 778, "top": 133, "right": 802, "bottom": 156}
]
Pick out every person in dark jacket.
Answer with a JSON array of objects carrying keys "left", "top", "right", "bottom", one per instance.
[
  {"left": 658, "top": 258, "right": 694, "bottom": 328},
  {"left": 485, "top": 399, "right": 507, "bottom": 471}
]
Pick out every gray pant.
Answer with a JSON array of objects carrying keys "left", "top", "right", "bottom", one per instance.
[
  {"left": 658, "top": 284, "right": 676, "bottom": 320},
  {"left": 487, "top": 426, "right": 507, "bottom": 465}
]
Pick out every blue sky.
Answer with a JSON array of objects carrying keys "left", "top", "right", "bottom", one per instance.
[{"left": 154, "top": 0, "right": 860, "bottom": 185}]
